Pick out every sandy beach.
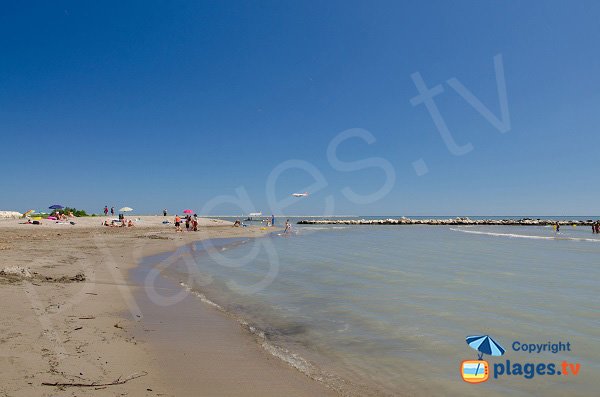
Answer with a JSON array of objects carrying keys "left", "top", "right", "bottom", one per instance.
[{"left": 0, "top": 216, "right": 336, "bottom": 396}]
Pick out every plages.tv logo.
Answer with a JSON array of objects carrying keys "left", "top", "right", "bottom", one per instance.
[{"left": 460, "top": 335, "right": 506, "bottom": 383}]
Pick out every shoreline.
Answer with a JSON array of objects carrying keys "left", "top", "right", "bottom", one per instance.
[
  {"left": 134, "top": 236, "right": 381, "bottom": 397},
  {"left": 130, "top": 236, "right": 345, "bottom": 396},
  {"left": 0, "top": 218, "right": 336, "bottom": 396}
]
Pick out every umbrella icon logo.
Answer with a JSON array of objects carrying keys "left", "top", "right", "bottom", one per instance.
[{"left": 461, "top": 335, "right": 505, "bottom": 384}]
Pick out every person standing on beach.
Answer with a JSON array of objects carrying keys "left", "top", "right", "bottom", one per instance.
[
  {"left": 163, "top": 209, "right": 168, "bottom": 217},
  {"left": 104, "top": 206, "right": 108, "bottom": 216},
  {"left": 185, "top": 215, "right": 191, "bottom": 231},
  {"left": 110, "top": 207, "right": 114, "bottom": 216},
  {"left": 174, "top": 215, "right": 182, "bottom": 232},
  {"left": 192, "top": 214, "right": 198, "bottom": 231}
]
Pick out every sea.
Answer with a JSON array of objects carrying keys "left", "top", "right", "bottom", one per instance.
[{"left": 143, "top": 216, "right": 600, "bottom": 396}]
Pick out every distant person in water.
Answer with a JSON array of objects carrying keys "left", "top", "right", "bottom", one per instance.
[
  {"left": 555, "top": 222, "right": 560, "bottom": 233},
  {"left": 271, "top": 214, "right": 275, "bottom": 227},
  {"left": 284, "top": 219, "right": 291, "bottom": 233}
]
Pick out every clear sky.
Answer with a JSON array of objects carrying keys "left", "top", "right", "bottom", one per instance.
[{"left": 2, "top": 1, "right": 599, "bottom": 216}]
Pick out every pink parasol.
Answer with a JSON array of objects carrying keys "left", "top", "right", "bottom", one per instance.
[{"left": 183, "top": 209, "right": 193, "bottom": 214}]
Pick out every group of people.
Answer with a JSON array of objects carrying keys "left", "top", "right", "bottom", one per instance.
[
  {"left": 555, "top": 221, "right": 600, "bottom": 234},
  {"left": 52, "top": 211, "right": 73, "bottom": 221},
  {"left": 103, "top": 206, "right": 115, "bottom": 216},
  {"left": 103, "top": 219, "right": 134, "bottom": 227},
  {"left": 174, "top": 214, "right": 199, "bottom": 232},
  {"left": 231, "top": 216, "right": 292, "bottom": 234}
]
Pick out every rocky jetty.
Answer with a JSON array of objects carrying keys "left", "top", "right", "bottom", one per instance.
[{"left": 297, "top": 217, "right": 596, "bottom": 226}]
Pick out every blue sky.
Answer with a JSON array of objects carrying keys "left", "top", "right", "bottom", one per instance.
[{"left": 1, "top": 1, "right": 599, "bottom": 216}]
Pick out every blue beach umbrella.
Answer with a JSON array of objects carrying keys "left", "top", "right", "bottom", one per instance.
[
  {"left": 466, "top": 335, "right": 505, "bottom": 359},
  {"left": 466, "top": 335, "right": 505, "bottom": 377},
  {"left": 49, "top": 204, "right": 64, "bottom": 210}
]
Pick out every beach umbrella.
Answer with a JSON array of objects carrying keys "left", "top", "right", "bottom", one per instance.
[
  {"left": 466, "top": 335, "right": 505, "bottom": 359},
  {"left": 466, "top": 335, "right": 505, "bottom": 378},
  {"left": 49, "top": 204, "right": 64, "bottom": 210},
  {"left": 183, "top": 209, "right": 193, "bottom": 214},
  {"left": 119, "top": 207, "right": 133, "bottom": 212}
]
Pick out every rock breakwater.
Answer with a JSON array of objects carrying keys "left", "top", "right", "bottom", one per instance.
[{"left": 297, "top": 217, "right": 596, "bottom": 226}]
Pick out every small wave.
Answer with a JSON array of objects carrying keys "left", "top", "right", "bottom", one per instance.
[
  {"left": 450, "top": 228, "right": 600, "bottom": 243},
  {"left": 179, "top": 282, "right": 225, "bottom": 310},
  {"left": 178, "top": 280, "right": 362, "bottom": 396}
]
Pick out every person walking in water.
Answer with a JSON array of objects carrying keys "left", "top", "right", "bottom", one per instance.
[
  {"left": 104, "top": 206, "right": 108, "bottom": 216},
  {"left": 555, "top": 222, "right": 560, "bottom": 233},
  {"left": 284, "top": 219, "right": 291, "bottom": 234}
]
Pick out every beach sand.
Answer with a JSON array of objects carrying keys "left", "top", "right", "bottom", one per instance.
[{"left": 0, "top": 216, "right": 336, "bottom": 396}]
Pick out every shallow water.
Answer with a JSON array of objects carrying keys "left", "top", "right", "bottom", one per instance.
[{"left": 150, "top": 224, "right": 600, "bottom": 396}]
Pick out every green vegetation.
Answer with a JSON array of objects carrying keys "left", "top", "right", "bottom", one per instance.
[{"left": 55, "top": 207, "right": 89, "bottom": 217}]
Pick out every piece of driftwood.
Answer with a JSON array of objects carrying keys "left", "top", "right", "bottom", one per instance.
[{"left": 42, "top": 371, "right": 148, "bottom": 387}]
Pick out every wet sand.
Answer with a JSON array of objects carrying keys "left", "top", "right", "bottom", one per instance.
[{"left": 0, "top": 217, "right": 336, "bottom": 396}]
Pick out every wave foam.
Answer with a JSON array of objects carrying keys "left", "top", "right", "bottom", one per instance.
[
  {"left": 178, "top": 280, "right": 357, "bottom": 395},
  {"left": 450, "top": 228, "right": 600, "bottom": 243}
]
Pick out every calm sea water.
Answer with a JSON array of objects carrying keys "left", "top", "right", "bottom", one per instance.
[{"left": 157, "top": 222, "right": 600, "bottom": 396}]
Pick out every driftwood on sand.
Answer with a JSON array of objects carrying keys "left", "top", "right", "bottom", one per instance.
[{"left": 42, "top": 371, "right": 148, "bottom": 387}]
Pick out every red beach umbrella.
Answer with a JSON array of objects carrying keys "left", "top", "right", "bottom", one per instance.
[{"left": 183, "top": 209, "right": 193, "bottom": 214}]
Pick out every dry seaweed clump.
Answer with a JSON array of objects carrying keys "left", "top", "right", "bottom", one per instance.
[
  {"left": 0, "top": 266, "right": 86, "bottom": 284},
  {"left": 0, "top": 266, "right": 33, "bottom": 280}
]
